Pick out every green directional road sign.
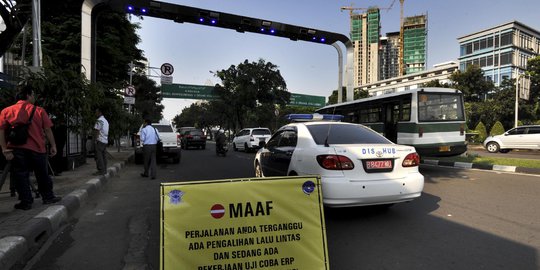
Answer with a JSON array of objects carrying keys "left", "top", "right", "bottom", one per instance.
[
  {"left": 161, "top": 84, "right": 326, "bottom": 107},
  {"left": 161, "top": 84, "right": 219, "bottom": 100},
  {"left": 289, "top": 93, "right": 326, "bottom": 107}
]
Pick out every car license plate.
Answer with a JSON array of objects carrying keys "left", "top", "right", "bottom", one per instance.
[
  {"left": 259, "top": 138, "right": 265, "bottom": 141},
  {"left": 366, "top": 160, "right": 392, "bottom": 169},
  {"left": 194, "top": 136, "right": 199, "bottom": 139},
  {"left": 439, "top": 146, "right": 451, "bottom": 152}
]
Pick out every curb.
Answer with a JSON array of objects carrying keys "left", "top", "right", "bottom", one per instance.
[
  {"left": 421, "top": 159, "right": 540, "bottom": 175},
  {"left": 0, "top": 159, "right": 130, "bottom": 270}
]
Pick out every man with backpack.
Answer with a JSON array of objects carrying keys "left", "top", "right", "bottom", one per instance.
[{"left": 0, "top": 84, "right": 61, "bottom": 210}]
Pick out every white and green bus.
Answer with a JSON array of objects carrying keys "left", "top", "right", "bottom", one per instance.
[{"left": 316, "top": 87, "right": 467, "bottom": 157}]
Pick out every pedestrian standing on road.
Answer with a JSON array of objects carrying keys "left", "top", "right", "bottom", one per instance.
[
  {"left": 139, "top": 119, "right": 158, "bottom": 179},
  {"left": 93, "top": 107, "right": 109, "bottom": 176},
  {"left": 0, "top": 84, "right": 62, "bottom": 210}
]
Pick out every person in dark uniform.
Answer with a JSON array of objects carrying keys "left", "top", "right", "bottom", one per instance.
[{"left": 50, "top": 117, "right": 67, "bottom": 176}]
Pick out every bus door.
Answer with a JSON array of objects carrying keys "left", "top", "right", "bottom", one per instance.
[{"left": 383, "top": 102, "right": 399, "bottom": 143}]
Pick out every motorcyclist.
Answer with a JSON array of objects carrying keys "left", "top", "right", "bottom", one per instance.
[{"left": 215, "top": 129, "right": 227, "bottom": 154}]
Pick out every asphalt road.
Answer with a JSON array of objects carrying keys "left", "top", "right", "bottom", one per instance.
[{"left": 31, "top": 143, "right": 540, "bottom": 270}]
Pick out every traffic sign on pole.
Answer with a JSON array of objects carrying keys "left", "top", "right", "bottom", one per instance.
[
  {"left": 161, "top": 76, "right": 173, "bottom": 85},
  {"left": 125, "top": 85, "right": 136, "bottom": 97},
  {"left": 161, "top": 63, "right": 174, "bottom": 76}
]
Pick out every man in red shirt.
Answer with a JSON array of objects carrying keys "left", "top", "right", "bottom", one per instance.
[{"left": 0, "top": 84, "right": 61, "bottom": 210}]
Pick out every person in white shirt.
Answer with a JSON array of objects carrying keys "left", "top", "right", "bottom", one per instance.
[
  {"left": 140, "top": 119, "right": 159, "bottom": 179},
  {"left": 93, "top": 108, "right": 109, "bottom": 175}
]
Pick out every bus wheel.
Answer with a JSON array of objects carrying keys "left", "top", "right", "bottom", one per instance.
[{"left": 486, "top": 142, "right": 500, "bottom": 153}]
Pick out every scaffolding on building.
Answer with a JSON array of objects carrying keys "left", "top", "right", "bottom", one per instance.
[{"left": 402, "top": 15, "right": 427, "bottom": 75}]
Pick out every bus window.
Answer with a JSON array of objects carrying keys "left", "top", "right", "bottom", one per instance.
[
  {"left": 359, "top": 107, "right": 382, "bottom": 123},
  {"left": 401, "top": 101, "right": 411, "bottom": 121},
  {"left": 418, "top": 93, "right": 464, "bottom": 122}
]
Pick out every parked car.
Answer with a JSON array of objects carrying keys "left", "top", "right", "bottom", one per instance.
[
  {"left": 232, "top": 128, "right": 272, "bottom": 152},
  {"left": 254, "top": 114, "right": 424, "bottom": 208},
  {"left": 135, "top": 120, "right": 181, "bottom": 164},
  {"left": 178, "top": 127, "right": 196, "bottom": 138},
  {"left": 483, "top": 125, "right": 540, "bottom": 153},
  {"left": 180, "top": 129, "right": 207, "bottom": 149}
]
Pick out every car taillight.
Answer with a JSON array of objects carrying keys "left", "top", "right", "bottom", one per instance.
[
  {"left": 177, "top": 134, "right": 181, "bottom": 146},
  {"left": 316, "top": 155, "right": 354, "bottom": 170},
  {"left": 402, "top": 153, "right": 420, "bottom": 167},
  {"left": 250, "top": 135, "right": 254, "bottom": 141},
  {"left": 186, "top": 135, "right": 193, "bottom": 139}
]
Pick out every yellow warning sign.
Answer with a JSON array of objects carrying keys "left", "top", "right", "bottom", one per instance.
[{"left": 160, "top": 176, "right": 328, "bottom": 270}]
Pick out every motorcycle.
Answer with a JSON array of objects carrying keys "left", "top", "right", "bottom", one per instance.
[{"left": 216, "top": 142, "right": 229, "bottom": 157}]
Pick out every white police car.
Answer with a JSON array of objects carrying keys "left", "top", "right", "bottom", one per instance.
[{"left": 254, "top": 114, "right": 424, "bottom": 208}]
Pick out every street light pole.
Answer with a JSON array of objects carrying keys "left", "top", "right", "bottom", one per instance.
[{"left": 515, "top": 74, "right": 519, "bottom": 128}]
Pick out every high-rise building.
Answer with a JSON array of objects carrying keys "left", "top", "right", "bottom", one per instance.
[
  {"left": 349, "top": 8, "right": 381, "bottom": 87},
  {"left": 347, "top": 9, "right": 427, "bottom": 87},
  {"left": 457, "top": 21, "right": 540, "bottom": 86},
  {"left": 380, "top": 32, "right": 400, "bottom": 80},
  {"left": 402, "top": 15, "right": 427, "bottom": 75}
]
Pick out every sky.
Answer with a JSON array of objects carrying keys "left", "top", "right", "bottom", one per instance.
[{"left": 131, "top": 0, "right": 540, "bottom": 121}]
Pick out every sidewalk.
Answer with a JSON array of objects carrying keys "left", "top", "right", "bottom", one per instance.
[{"left": 0, "top": 146, "right": 134, "bottom": 270}]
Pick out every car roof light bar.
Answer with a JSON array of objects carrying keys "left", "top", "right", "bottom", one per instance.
[{"left": 284, "top": 114, "right": 343, "bottom": 122}]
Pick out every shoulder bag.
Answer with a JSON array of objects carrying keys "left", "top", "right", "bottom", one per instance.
[
  {"left": 7, "top": 105, "right": 37, "bottom": 145},
  {"left": 153, "top": 127, "right": 163, "bottom": 154}
]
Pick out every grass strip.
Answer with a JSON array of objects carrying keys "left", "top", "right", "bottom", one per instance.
[{"left": 427, "top": 154, "right": 540, "bottom": 169}]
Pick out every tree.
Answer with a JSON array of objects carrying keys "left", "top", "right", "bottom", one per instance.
[
  {"left": 489, "top": 121, "right": 505, "bottom": 136},
  {"left": 133, "top": 74, "right": 164, "bottom": 121},
  {"left": 38, "top": 2, "right": 153, "bottom": 150},
  {"left": 173, "top": 103, "right": 209, "bottom": 129},
  {"left": 526, "top": 56, "right": 540, "bottom": 105},
  {"left": 421, "top": 79, "right": 451, "bottom": 88},
  {"left": 327, "top": 88, "right": 368, "bottom": 105},
  {"left": 213, "top": 59, "right": 289, "bottom": 130},
  {"left": 449, "top": 65, "right": 494, "bottom": 102},
  {"left": 474, "top": 121, "right": 487, "bottom": 143},
  {"left": 526, "top": 56, "right": 540, "bottom": 121}
]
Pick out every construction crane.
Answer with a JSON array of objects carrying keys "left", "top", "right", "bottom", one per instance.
[{"left": 340, "top": 5, "right": 391, "bottom": 16}]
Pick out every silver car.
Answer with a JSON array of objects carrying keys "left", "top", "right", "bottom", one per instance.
[{"left": 483, "top": 125, "right": 540, "bottom": 153}]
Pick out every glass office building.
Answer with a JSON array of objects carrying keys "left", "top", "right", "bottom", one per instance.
[{"left": 458, "top": 21, "right": 540, "bottom": 86}]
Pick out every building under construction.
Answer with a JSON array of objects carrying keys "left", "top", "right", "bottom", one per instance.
[
  {"left": 345, "top": 6, "right": 427, "bottom": 87},
  {"left": 402, "top": 15, "right": 428, "bottom": 75}
]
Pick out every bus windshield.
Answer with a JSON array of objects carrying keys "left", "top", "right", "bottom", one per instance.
[{"left": 418, "top": 93, "right": 464, "bottom": 122}]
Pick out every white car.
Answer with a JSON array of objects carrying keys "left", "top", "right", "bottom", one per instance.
[
  {"left": 483, "top": 125, "right": 540, "bottom": 153},
  {"left": 254, "top": 114, "right": 424, "bottom": 208},
  {"left": 232, "top": 128, "right": 272, "bottom": 152}
]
